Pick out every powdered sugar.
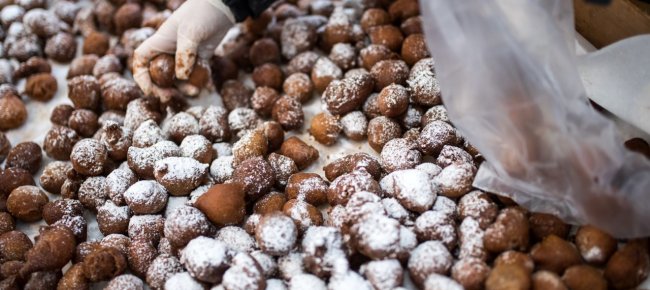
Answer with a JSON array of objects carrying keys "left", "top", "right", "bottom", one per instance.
[
  {"left": 407, "top": 58, "right": 442, "bottom": 106},
  {"left": 97, "top": 200, "right": 131, "bottom": 227},
  {"left": 408, "top": 241, "right": 453, "bottom": 284},
  {"left": 361, "top": 259, "right": 403, "bottom": 290},
  {"left": 432, "top": 196, "right": 458, "bottom": 219},
  {"left": 340, "top": 111, "right": 367, "bottom": 139},
  {"left": 417, "top": 120, "right": 457, "bottom": 156},
  {"left": 222, "top": 253, "right": 265, "bottom": 290},
  {"left": 128, "top": 214, "right": 164, "bottom": 242},
  {"left": 344, "top": 191, "right": 385, "bottom": 223},
  {"left": 153, "top": 156, "right": 208, "bottom": 194},
  {"left": 121, "top": 27, "right": 155, "bottom": 52},
  {"left": 351, "top": 214, "right": 401, "bottom": 259},
  {"left": 415, "top": 162, "right": 442, "bottom": 179},
  {"left": 268, "top": 153, "right": 298, "bottom": 188},
  {"left": 212, "top": 142, "right": 232, "bottom": 157},
  {"left": 187, "top": 185, "right": 210, "bottom": 206},
  {"left": 209, "top": 155, "right": 234, "bottom": 184},
  {"left": 251, "top": 250, "right": 278, "bottom": 278},
  {"left": 180, "top": 236, "right": 229, "bottom": 283},
  {"left": 127, "top": 140, "right": 180, "bottom": 179},
  {"left": 281, "top": 19, "right": 317, "bottom": 59},
  {"left": 23, "top": 9, "right": 65, "bottom": 37},
  {"left": 583, "top": 245, "right": 605, "bottom": 262},
  {"left": 380, "top": 138, "right": 422, "bottom": 173},
  {"left": 458, "top": 190, "right": 498, "bottom": 228},
  {"left": 458, "top": 217, "right": 487, "bottom": 261},
  {"left": 278, "top": 252, "right": 305, "bottom": 280},
  {"left": 380, "top": 169, "right": 436, "bottom": 213},
  {"left": 162, "top": 112, "right": 199, "bottom": 142},
  {"left": 53, "top": 1, "right": 80, "bottom": 23},
  {"left": 123, "top": 180, "right": 168, "bottom": 214},
  {"left": 266, "top": 279, "right": 287, "bottom": 290},
  {"left": 415, "top": 211, "right": 457, "bottom": 249},
  {"left": 436, "top": 145, "right": 473, "bottom": 168},
  {"left": 1, "top": 5, "right": 25, "bottom": 26},
  {"left": 381, "top": 198, "right": 413, "bottom": 225},
  {"left": 289, "top": 273, "right": 326, "bottom": 290},
  {"left": 328, "top": 270, "right": 373, "bottom": 290},
  {"left": 164, "top": 272, "right": 204, "bottom": 290},
  {"left": 312, "top": 57, "right": 342, "bottom": 82},
  {"left": 105, "top": 168, "right": 137, "bottom": 205},
  {"left": 180, "top": 135, "right": 212, "bottom": 162},
  {"left": 228, "top": 108, "right": 259, "bottom": 136},
  {"left": 105, "top": 274, "right": 144, "bottom": 290},
  {"left": 216, "top": 226, "right": 256, "bottom": 253},
  {"left": 302, "top": 226, "right": 348, "bottom": 277},
  {"left": 53, "top": 214, "right": 86, "bottom": 240},
  {"left": 433, "top": 162, "right": 475, "bottom": 198},
  {"left": 257, "top": 214, "right": 298, "bottom": 256},
  {"left": 132, "top": 120, "right": 165, "bottom": 148},
  {"left": 423, "top": 105, "right": 449, "bottom": 124},
  {"left": 329, "top": 43, "right": 356, "bottom": 70},
  {"left": 423, "top": 273, "right": 463, "bottom": 290}
]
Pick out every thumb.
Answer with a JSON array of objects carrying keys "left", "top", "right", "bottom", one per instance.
[{"left": 175, "top": 32, "right": 199, "bottom": 80}]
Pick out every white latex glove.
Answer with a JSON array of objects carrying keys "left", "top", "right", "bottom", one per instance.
[{"left": 133, "top": 0, "right": 235, "bottom": 97}]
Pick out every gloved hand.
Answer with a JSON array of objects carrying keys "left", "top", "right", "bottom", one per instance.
[{"left": 133, "top": 0, "right": 235, "bottom": 97}]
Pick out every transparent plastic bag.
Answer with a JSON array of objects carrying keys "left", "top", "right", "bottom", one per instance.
[{"left": 420, "top": 0, "right": 650, "bottom": 238}]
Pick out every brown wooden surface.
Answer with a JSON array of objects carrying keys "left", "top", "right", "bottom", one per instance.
[{"left": 574, "top": 0, "right": 650, "bottom": 48}]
